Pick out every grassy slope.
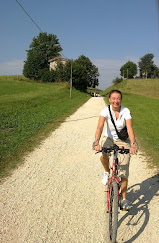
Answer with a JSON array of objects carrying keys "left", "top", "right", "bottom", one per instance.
[
  {"left": 103, "top": 78, "right": 159, "bottom": 168},
  {"left": 103, "top": 78, "right": 159, "bottom": 98},
  {"left": 0, "top": 77, "right": 90, "bottom": 179}
]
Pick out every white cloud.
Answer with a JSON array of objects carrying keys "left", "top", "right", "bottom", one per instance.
[{"left": 0, "top": 60, "right": 24, "bottom": 75}]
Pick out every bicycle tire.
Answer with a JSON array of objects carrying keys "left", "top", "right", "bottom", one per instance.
[{"left": 109, "top": 181, "right": 119, "bottom": 243}]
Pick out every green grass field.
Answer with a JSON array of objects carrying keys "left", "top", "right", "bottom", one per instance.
[
  {"left": 1, "top": 75, "right": 159, "bottom": 178},
  {"left": 104, "top": 78, "right": 159, "bottom": 168},
  {"left": 0, "top": 77, "right": 90, "bottom": 179}
]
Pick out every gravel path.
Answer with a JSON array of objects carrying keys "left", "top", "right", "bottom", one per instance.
[{"left": 0, "top": 97, "right": 159, "bottom": 243}]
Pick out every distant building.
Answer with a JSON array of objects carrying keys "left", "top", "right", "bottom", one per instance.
[{"left": 48, "top": 56, "right": 67, "bottom": 71}]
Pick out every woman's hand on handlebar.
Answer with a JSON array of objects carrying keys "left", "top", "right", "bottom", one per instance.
[{"left": 93, "top": 144, "right": 102, "bottom": 151}]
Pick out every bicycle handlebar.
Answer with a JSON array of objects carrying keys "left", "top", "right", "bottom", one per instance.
[{"left": 95, "top": 144, "right": 129, "bottom": 154}]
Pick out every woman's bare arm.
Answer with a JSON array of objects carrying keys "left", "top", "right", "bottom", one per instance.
[
  {"left": 126, "top": 119, "right": 137, "bottom": 154},
  {"left": 93, "top": 116, "right": 105, "bottom": 151}
]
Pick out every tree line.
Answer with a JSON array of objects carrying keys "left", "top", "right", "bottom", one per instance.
[
  {"left": 113, "top": 53, "right": 159, "bottom": 85},
  {"left": 23, "top": 32, "right": 99, "bottom": 91}
]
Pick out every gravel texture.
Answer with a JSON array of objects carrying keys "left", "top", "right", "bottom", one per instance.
[{"left": 0, "top": 97, "right": 159, "bottom": 243}]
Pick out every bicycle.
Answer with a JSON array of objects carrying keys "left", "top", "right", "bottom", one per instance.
[{"left": 96, "top": 144, "right": 129, "bottom": 243}]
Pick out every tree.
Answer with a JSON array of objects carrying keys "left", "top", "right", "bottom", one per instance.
[
  {"left": 112, "top": 77, "right": 123, "bottom": 85},
  {"left": 23, "top": 32, "right": 62, "bottom": 80},
  {"left": 23, "top": 51, "right": 45, "bottom": 80},
  {"left": 138, "top": 53, "right": 157, "bottom": 78},
  {"left": 72, "top": 55, "right": 99, "bottom": 91},
  {"left": 87, "top": 64, "right": 99, "bottom": 88},
  {"left": 120, "top": 61, "right": 137, "bottom": 79},
  {"left": 41, "top": 70, "right": 56, "bottom": 83},
  {"left": 54, "top": 61, "right": 72, "bottom": 82},
  {"left": 156, "top": 67, "right": 159, "bottom": 78}
]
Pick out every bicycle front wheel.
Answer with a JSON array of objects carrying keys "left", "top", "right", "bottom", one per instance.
[{"left": 109, "top": 181, "right": 119, "bottom": 243}]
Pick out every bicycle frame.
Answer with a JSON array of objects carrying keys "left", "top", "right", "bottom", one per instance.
[
  {"left": 96, "top": 145, "right": 129, "bottom": 242},
  {"left": 95, "top": 145, "right": 129, "bottom": 213},
  {"left": 106, "top": 150, "right": 121, "bottom": 213}
]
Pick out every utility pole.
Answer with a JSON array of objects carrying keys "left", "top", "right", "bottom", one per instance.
[
  {"left": 70, "top": 59, "right": 72, "bottom": 99},
  {"left": 127, "top": 68, "right": 128, "bottom": 79}
]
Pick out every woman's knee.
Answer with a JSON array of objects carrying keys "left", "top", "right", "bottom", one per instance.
[{"left": 100, "top": 154, "right": 109, "bottom": 163}]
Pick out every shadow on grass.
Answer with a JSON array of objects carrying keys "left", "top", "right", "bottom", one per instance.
[{"left": 118, "top": 173, "right": 159, "bottom": 242}]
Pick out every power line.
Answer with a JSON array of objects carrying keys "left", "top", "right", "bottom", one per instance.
[
  {"left": 16, "top": 0, "right": 43, "bottom": 32},
  {"left": 16, "top": 0, "right": 68, "bottom": 60},
  {"left": 59, "top": 51, "right": 68, "bottom": 60},
  {"left": 0, "top": 115, "right": 99, "bottom": 130},
  {"left": 15, "top": 0, "right": 72, "bottom": 96}
]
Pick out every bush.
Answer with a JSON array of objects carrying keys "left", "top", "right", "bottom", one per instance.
[
  {"left": 41, "top": 70, "right": 56, "bottom": 83},
  {"left": 112, "top": 77, "right": 123, "bottom": 85}
]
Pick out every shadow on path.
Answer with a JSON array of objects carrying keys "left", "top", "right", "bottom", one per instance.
[{"left": 118, "top": 173, "right": 159, "bottom": 243}]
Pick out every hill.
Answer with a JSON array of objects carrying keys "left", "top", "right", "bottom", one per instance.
[{"left": 103, "top": 78, "right": 159, "bottom": 99}]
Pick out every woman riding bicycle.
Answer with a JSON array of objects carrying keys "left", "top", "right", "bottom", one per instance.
[{"left": 93, "top": 89, "right": 137, "bottom": 210}]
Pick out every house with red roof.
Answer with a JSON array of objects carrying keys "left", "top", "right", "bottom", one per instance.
[{"left": 48, "top": 56, "right": 67, "bottom": 71}]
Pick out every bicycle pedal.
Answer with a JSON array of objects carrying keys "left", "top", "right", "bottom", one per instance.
[{"left": 120, "top": 207, "right": 130, "bottom": 211}]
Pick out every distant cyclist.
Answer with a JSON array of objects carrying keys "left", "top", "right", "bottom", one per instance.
[{"left": 93, "top": 90, "right": 138, "bottom": 210}]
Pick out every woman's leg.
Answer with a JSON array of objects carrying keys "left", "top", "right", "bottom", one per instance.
[
  {"left": 114, "top": 140, "right": 130, "bottom": 200},
  {"left": 121, "top": 177, "right": 128, "bottom": 199},
  {"left": 100, "top": 154, "right": 110, "bottom": 172},
  {"left": 100, "top": 137, "right": 113, "bottom": 172},
  {"left": 120, "top": 177, "right": 132, "bottom": 210}
]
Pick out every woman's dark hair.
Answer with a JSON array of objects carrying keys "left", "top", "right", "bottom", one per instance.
[{"left": 109, "top": 89, "right": 122, "bottom": 99}]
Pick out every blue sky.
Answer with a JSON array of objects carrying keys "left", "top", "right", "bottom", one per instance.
[{"left": 0, "top": 0, "right": 159, "bottom": 90}]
